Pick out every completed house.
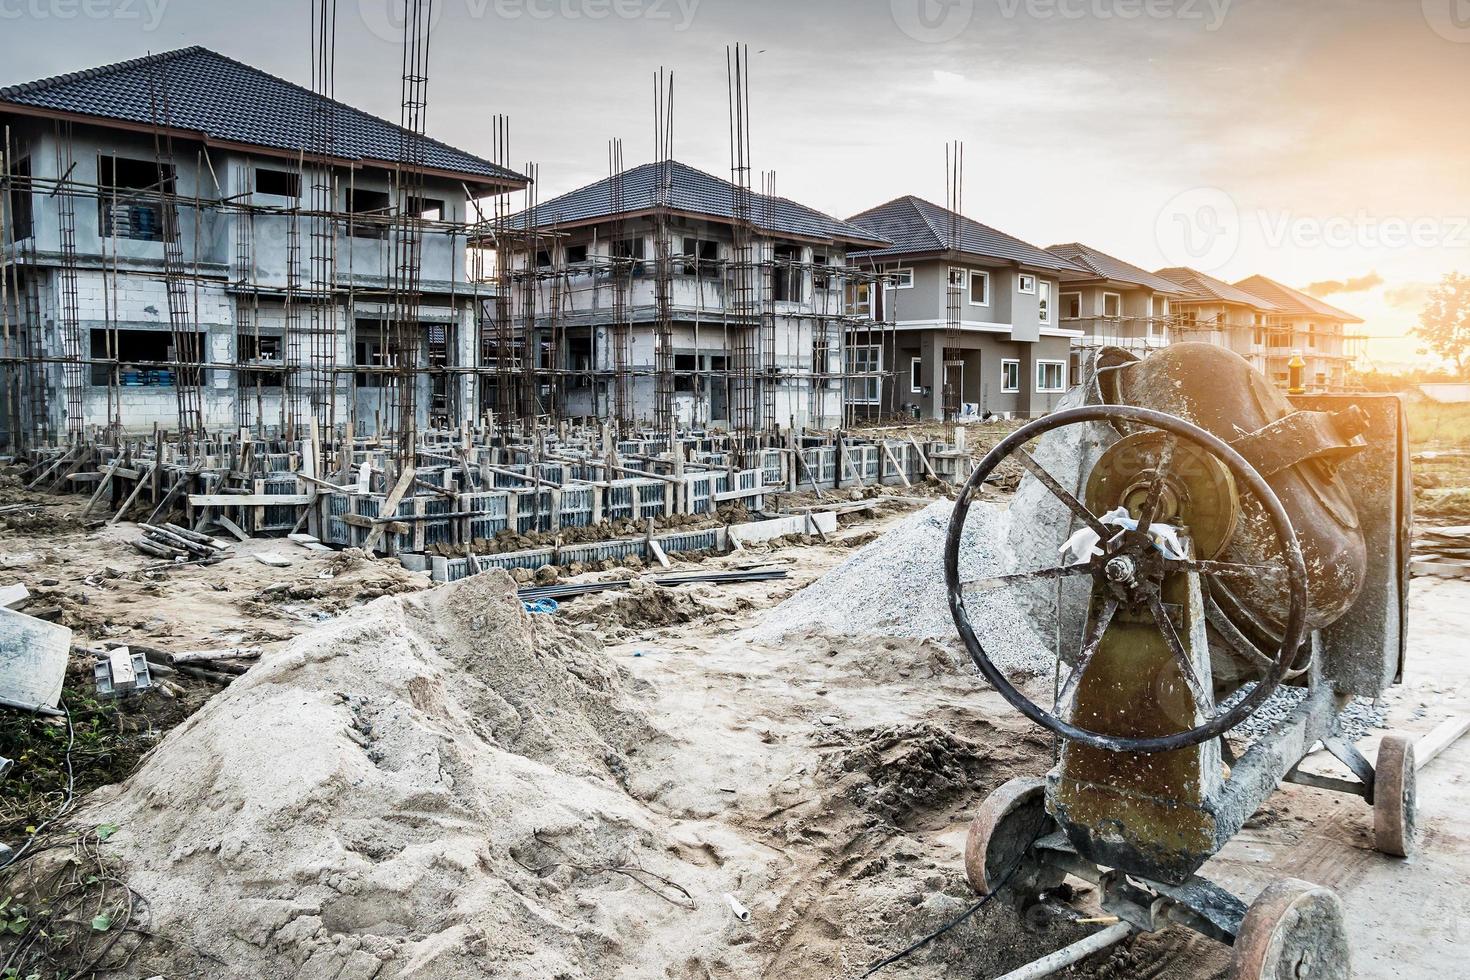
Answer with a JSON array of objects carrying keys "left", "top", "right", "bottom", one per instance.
[
  {"left": 1234, "top": 275, "right": 1362, "bottom": 390},
  {"left": 0, "top": 46, "right": 527, "bottom": 447},
  {"left": 844, "top": 196, "right": 1086, "bottom": 420}
]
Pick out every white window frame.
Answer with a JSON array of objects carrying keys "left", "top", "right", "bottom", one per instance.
[
  {"left": 1062, "top": 291, "right": 1082, "bottom": 320},
  {"left": 846, "top": 343, "right": 882, "bottom": 405},
  {"left": 1000, "top": 359, "right": 1020, "bottom": 393},
  {"left": 1036, "top": 359, "right": 1067, "bottom": 393},
  {"left": 1038, "top": 280, "right": 1052, "bottom": 325},
  {"left": 1102, "top": 292, "right": 1122, "bottom": 318},
  {"left": 909, "top": 356, "right": 923, "bottom": 393},
  {"left": 1017, "top": 273, "right": 1036, "bottom": 294},
  {"left": 967, "top": 269, "right": 990, "bottom": 307},
  {"left": 888, "top": 266, "right": 914, "bottom": 290}
]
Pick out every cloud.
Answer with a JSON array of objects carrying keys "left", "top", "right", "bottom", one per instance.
[
  {"left": 1385, "top": 281, "right": 1436, "bottom": 312},
  {"left": 1303, "top": 272, "right": 1383, "bottom": 298}
]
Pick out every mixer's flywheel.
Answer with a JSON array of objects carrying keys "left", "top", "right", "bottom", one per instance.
[
  {"left": 1233, "top": 878, "right": 1351, "bottom": 980},
  {"left": 945, "top": 404, "right": 1310, "bottom": 754},
  {"left": 963, "top": 777, "right": 1065, "bottom": 909},
  {"left": 1373, "top": 734, "right": 1417, "bottom": 858}
]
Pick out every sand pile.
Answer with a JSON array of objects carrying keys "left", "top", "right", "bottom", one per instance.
[{"left": 84, "top": 571, "right": 770, "bottom": 979}]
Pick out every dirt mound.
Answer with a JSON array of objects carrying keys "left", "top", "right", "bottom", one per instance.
[
  {"left": 241, "top": 549, "right": 429, "bottom": 613},
  {"left": 79, "top": 571, "right": 772, "bottom": 979},
  {"left": 562, "top": 580, "right": 753, "bottom": 635}
]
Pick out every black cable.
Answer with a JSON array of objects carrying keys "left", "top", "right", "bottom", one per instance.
[
  {"left": 859, "top": 821, "right": 1043, "bottom": 978},
  {"left": 0, "top": 697, "right": 76, "bottom": 872}
]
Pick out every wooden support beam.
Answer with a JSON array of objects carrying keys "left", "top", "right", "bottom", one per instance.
[{"left": 362, "top": 466, "right": 416, "bottom": 553}]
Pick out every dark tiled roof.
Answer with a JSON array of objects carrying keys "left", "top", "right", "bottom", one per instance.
[
  {"left": 505, "top": 160, "right": 887, "bottom": 247},
  {"left": 845, "top": 196, "right": 1086, "bottom": 273},
  {"left": 1155, "top": 267, "right": 1283, "bottom": 310},
  {"left": 1046, "top": 242, "right": 1190, "bottom": 295},
  {"left": 0, "top": 47, "right": 525, "bottom": 186},
  {"left": 1234, "top": 275, "right": 1364, "bottom": 324}
]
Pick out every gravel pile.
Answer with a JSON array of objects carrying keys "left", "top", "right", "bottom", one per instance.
[
  {"left": 754, "top": 501, "right": 1057, "bottom": 677},
  {"left": 1224, "top": 682, "right": 1388, "bottom": 744}
]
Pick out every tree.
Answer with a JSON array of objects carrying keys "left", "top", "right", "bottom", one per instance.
[{"left": 1413, "top": 272, "right": 1470, "bottom": 376}]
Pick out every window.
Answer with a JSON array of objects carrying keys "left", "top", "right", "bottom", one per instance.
[
  {"left": 845, "top": 280, "right": 872, "bottom": 316},
  {"left": 967, "top": 270, "right": 990, "bottom": 306},
  {"left": 612, "top": 236, "right": 646, "bottom": 274},
  {"left": 98, "top": 155, "right": 175, "bottom": 242},
  {"left": 887, "top": 267, "right": 914, "bottom": 289},
  {"left": 1000, "top": 359, "right": 1020, "bottom": 393},
  {"left": 910, "top": 356, "right": 923, "bottom": 393},
  {"left": 254, "top": 167, "right": 300, "bottom": 198},
  {"left": 239, "top": 332, "right": 285, "bottom": 388},
  {"left": 90, "top": 328, "right": 201, "bottom": 386},
  {"left": 1102, "top": 292, "right": 1122, "bottom": 318},
  {"left": 1036, "top": 360, "right": 1066, "bottom": 393},
  {"left": 1038, "top": 281, "right": 1052, "bottom": 325},
  {"left": 564, "top": 244, "right": 589, "bottom": 266},
  {"left": 674, "top": 353, "right": 698, "bottom": 393},
  {"left": 409, "top": 196, "right": 445, "bottom": 221},
  {"left": 812, "top": 253, "right": 833, "bottom": 291},
  {"left": 346, "top": 188, "right": 391, "bottom": 239},
  {"left": 534, "top": 249, "right": 553, "bottom": 268},
  {"left": 1306, "top": 322, "right": 1317, "bottom": 348},
  {"left": 1062, "top": 292, "right": 1081, "bottom": 319},
  {"left": 772, "top": 244, "right": 802, "bottom": 301},
  {"left": 1151, "top": 295, "right": 1169, "bottom": 318},
  {"left": 7, "top": 156, "right": 32, "bottom": 241},
  {"left": 1017, "top": 273, "right": 1036, "bottom": 294},
  {"left": 845, "top": 343, "right": 881, "bottom": 404},
  {"left": 680, "top": 237, "right": 719, "bottom": 277},
  {"left": 355, "top": 322, "right": 387, "bottom": 388}
]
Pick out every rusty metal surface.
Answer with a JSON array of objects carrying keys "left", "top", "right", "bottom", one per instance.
[
  {"left": 1107, "top": 343, "right": 1366, "bottom": 636},
  {"left": 1373, "top": 734, "right": 1416, "bottom": 858},
  {"left": 963, "top": 777, "right": 1065, "bottom": 906},
  {"left": 1292, "top": 393, "right": 1411, "bottom": 697},
  {"left": 1051, "top": 566, "right": 1223, "bottom": 884},
  {"left": 1232, "top": 878, "right": 1352, "bottom": 980}
]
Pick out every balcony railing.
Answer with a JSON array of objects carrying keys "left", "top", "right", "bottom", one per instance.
[{"left": 1065, "top": 316, "right": 1171, "bottom": 351}]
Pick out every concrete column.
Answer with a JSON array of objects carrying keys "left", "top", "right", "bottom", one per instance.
[{"left": 922, "top": 332, "right": 944, "bottom": 420}]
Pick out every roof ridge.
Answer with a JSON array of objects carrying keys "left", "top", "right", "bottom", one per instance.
[
  {"left": 0, "top": 45, "right": 201, "bottom": 101},
  {"left": 1046, "top": 243, "right": 1102, "bottom": 277},
  {"left": 0, "top": 46, "right": 524, "bottom": 184},
  {"left": 907, "top": 196, "right": 954, "bottom": 251}
]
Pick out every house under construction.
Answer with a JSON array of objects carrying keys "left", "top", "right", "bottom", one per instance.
[
  {"left": 486, "top": 158, "right": 894, "bottom": 436},
  {"left": 0, "top": 46, "right": 529, "bottom": 452}
]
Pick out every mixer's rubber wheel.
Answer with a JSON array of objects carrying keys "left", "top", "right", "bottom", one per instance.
[
  {"left": 1233, "top": 878, "right": 1351, "bottom": 980},
  {"left": 1373, "top": 734, "right": 1416, "bottom": 858},
  {"left": 964, "top": 777, "right": 1064, "bottom": 907}
]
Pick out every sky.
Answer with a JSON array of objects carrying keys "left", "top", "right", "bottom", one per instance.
[{"left": 3, "top": 0, "right": 1468, "bottom": 368}]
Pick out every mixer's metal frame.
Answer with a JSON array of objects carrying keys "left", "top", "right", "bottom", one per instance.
[{"left": 947, "top": 383, "right": 1414, "bottom": 978}]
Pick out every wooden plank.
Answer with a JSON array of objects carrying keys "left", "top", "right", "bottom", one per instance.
[
  {"left": 214, "top": 514, "right": 250, "bottom": 542},
  {"left": 1415, "top": 716, "right": 1470, "bottom": 771},
  {"left": 881, "top": 442, "right": 912, "bottom": 488},
  {"left": 186, "top": 493, "right": 314, "bottom": 507},
  {"left": 81, "top": 460, "right": 120, "bottom": 516},
  {"left": 362, "top": 464, "right": 416, "bottom": 554},
  {"left": 108, "top": 462, "right": 156, "bottom": 525},
  {"left": 907, "top": 433, "right": 940, "bottom": 481}
]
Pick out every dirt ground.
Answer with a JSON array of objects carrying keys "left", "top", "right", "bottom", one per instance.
[{"left": 1, "top": 493, "right": 1466, "bottom": 978}]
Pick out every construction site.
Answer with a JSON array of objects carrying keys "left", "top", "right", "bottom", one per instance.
[{"left": 3, "top": 5, "right": 1470, "bottom": 980}]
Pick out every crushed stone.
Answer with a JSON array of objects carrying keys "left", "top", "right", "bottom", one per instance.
[{"left": 754, "top": 500, "right": 1056, "bottom": 678}]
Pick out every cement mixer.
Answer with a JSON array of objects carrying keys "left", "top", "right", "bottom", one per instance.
[{"left": 946, "top": 343, "right": 1412, "bottom": 979}]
